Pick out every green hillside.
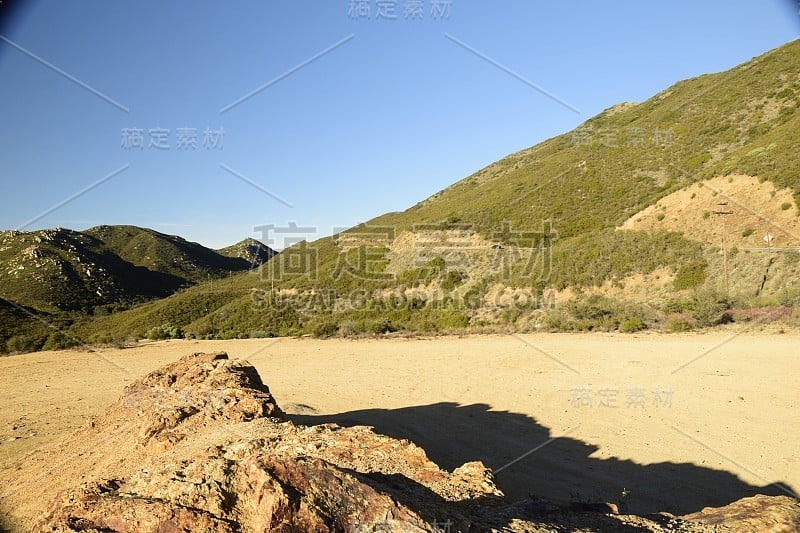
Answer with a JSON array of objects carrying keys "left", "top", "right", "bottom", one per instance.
[
  {"left": 0, "top": 226, "right": 272, "bottom": 352},
  {"left": 0, "top": 299, "right": 51, "bottom": 353},
  {"left": 83, "top": 225, "right": 254, "bottom": 281},
  {"left": 0, "top": 227, "right": 181, "bottom": 312},
  {"left": 15, "top": 39, "right": 800, "bottom": 349},
  {"left": 377, "top": 41, "right": 800, "bottom": 236}
]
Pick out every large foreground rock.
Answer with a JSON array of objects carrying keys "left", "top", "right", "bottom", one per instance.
[{"left": 0, "top": 353, "right": 796, "bottom": 532}]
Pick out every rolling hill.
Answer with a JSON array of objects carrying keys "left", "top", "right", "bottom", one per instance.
[
  {"left": 8, "top": 39, "right": 800, "bottom": 349},
  {"left": 0, "top": 226, "right": 275, "bottom": 351},
  {"left": 82, "top": 225, "right": 264, "bottom": 282}
]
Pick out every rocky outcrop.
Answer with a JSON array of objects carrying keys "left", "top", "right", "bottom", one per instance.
[
  {"left": 1, "top": 352, "right": 796, "bottom": 532},
  {"left": 216, "top": 237, "right": 276, "bottom": 267},
  {"left": 682, "top": 494, "right": 800, "bottom": 532}
]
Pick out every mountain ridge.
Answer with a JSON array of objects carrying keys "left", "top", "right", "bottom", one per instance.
[{"left": 0, "top": 226, "right": 276, "bottom": 351}]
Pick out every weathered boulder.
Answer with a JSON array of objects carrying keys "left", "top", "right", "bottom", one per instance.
[{"left": 682, "top": 494, "right": 800, "bottom": 532}]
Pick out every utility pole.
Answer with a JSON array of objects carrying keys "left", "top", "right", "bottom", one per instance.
[{"left": 713, "top": 202, "right": 733, "bottom": 297}]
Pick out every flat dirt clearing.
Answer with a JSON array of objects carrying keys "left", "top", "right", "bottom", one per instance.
[{"left": 1, "top": 332, "right": 797, "bottom": 515}]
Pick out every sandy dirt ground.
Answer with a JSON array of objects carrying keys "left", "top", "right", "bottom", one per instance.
[{"left": 0, "top": 331, "right": 797, "bottom": 516}]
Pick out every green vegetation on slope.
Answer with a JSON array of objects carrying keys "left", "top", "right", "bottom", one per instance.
[
  {"left": 84, "top": 225, "right": 255, "bottom": 281},
  {"left": 376, "top": 41, "right": 800, "bottom": 239},
  {"left": 0, "top": 226, "right": 268, "bottom": 352}
]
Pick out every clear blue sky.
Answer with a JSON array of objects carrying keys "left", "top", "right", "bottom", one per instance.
[{"left": 1, "top": 1, "right": 798, "bottom": 248}]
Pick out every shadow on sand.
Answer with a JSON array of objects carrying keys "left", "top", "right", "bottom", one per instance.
[{"left": 292, "top": 402, "right": 796, "bottom": 515}]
